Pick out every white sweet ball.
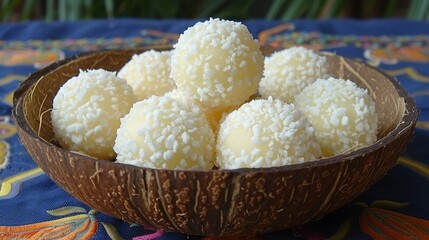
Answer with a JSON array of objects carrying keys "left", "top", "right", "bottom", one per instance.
[
  {"left": 216, "top": 97, "right": 321, "bottom": 169},
  {"left": 118, "top": 50, "right": 175, "bottom": 100},
  {"left": 114, "top": 95, "right": 215, "bottom": 170},
  {"left": 165, "top": 89, "right": 237, "bottom": 134},
  {"left": 51, "top": 69, "right": 136, "bottom": 160},
  {"left": 293, "top": 77, "right": 378, "bottom": 157},
  {"left": 259, "top": 46, "right": 329, "bottom": 103},
  {"left": 171, "top": 18, "right": 264, "bottom": 108}
]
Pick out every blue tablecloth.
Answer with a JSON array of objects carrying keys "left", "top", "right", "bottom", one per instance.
[{"left": 1, "top": 19, "right": 429, "bottom": 239}]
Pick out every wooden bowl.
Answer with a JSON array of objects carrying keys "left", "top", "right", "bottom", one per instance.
[{"left": 12, "top": 46, "right": 417, "bottom": 236}]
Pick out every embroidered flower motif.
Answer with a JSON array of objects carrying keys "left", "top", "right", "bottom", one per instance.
[
  {"left": 359, "top": 207, "right": 429, "bottom": 239},
  {"left": 0, "top": 207, "right": 98, "bottom": 239}
]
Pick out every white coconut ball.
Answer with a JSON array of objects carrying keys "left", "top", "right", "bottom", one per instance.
[
  {"left": 51, "top": 69, "right": 136, "bottom": 160},
  {"left": 118, "top": 50, "right": 175, "bottom": 100},
  {"left": 114, "top": 95, "right": 215, "bottom": 170},
  {"left": 171, "top": 18, "right": 264, "bottom": 108},
  {"left": 293, "top": 77, "right": 378, "bottom": 157},
  {"left": 216, "top": 97, "right": 321, "bottom": 169},
  {"left": 165, "top": 89, "right": 237, "bottom": 134},
  {"left": 259, "top": 46, "right": 329, "bottom": 103}
]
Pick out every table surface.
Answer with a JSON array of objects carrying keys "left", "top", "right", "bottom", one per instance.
[{"left": 0, "top": 19, "right": 429, "bottom": 240}]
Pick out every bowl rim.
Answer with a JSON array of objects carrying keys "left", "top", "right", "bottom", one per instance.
[{"left": 12, "top": 47, "right": 419, "bottom": 174}]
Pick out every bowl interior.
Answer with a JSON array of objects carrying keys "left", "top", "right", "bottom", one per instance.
[{"left": 21, "top": 48, "right": 405, "bottom": 150}]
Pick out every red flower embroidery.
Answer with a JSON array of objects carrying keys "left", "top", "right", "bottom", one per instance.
[{"left": 359, "top": 207, "right": 429, "bottom": 239}]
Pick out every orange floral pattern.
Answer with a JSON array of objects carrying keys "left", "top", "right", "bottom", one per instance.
[
  {"left": 0, "top": 207, "right": 98, "bottom": 239},
  {"left": 360, "top": 207, "right": 429, "bottom": 239}
]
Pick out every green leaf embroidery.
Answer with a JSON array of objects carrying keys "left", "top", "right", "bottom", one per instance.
[
  {"left": 101, "top": 222, "right": 124, "bottom": 240},
  {"left": 47, "top": 206, "right": 87, "bottom": 216},
  {"left": 327, "top": 217, "right": 356, "bottom": 240},
  {"left": 369, "top": 200, "right": 410, "bottom": 209}
]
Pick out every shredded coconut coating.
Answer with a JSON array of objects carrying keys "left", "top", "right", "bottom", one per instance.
[
  {"left": 171, "top": 18, "right": 264, "bottom": 108},
  {"left": 216, "top": 97, "right": 321, "bottom": 169},
  {"left": 259, "top": 46, "right": 329, "bottom": 103},
  {"left": 118, "top": 50, "right": 176, "bottom": 100},
  {"left": 114, "top": 95, "right": 215, "bottom": 170},
  {"left": 293, "top": 77, "right": 378, "bottom": 157},
  {"left": 51, "top": 69, "right": 136, "bottom": 160},
  {"left": 165, "top": 89, "right": 237, "bottom": 134}
]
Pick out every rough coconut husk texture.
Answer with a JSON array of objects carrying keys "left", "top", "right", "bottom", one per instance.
[{"left": 12, "top": 46, "right": 417, "bottom": 236}]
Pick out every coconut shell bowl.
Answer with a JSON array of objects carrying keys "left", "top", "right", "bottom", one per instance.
[{"left": 12, "top": 46, "right": 417, "bottom": 236}]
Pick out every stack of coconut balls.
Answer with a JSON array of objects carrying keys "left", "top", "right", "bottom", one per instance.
[{"left": 51, "top": 18, "right": 378, "bottom": 170}]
